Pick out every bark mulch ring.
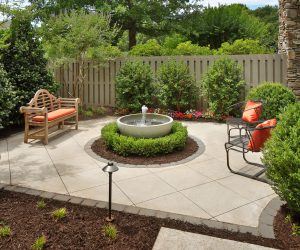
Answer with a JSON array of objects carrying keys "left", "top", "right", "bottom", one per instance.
[
  {"left": 274, "top": 204, "right": 300, "bottom": 250},
  {"left": 0, "top": 190, "right": 286, "bottom": 250},
  {"left": 91, "top": 137, "right": 199, "bottom": 165}
]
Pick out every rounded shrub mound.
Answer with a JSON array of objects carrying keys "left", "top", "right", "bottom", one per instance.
[
  {"left": 201, "top": 57, "right": 245, "bottom": 118},
  {"left": 101, "top": 122, "right": 188, "bottom": 157},
  {"left": 246, "top": 82, "right": 296, "bottom": 120},
  {"left": 156, "top": 61, "right": 199, "bottom": 112},
  {"left": 116, "top": 61, "right": 154, "bottom": 113},
  {"left": 263, "top": 103, "right": 300, "bottom": 216}
]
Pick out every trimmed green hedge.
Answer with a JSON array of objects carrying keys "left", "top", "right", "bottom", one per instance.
[
  {"left": 263, "top": 103, "right": 300, "bottom": 216},
  {"left": 101, "top": 122, "right": 188, "bottom": 157}
]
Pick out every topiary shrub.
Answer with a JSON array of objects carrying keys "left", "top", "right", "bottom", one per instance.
[
  {"left": 0, "top": 64, "right": 16, "bottom": 128},
  {"left": 263, "top": 102, "right": 300, "bottom": 216},
  {"left": 101, "top": 122, "right": 188, "bottom": 157},
  {"left": 1, "top": 11, "right": 59, "bottom": 125},
  {"left": 246, "top": 82, "right": 297, "bottom": 120},
  {"left": 128, "top": 39, "right": 162, "bottom": 56},
  {"left": 201, "top": 57, "right": 245, "bottom": 118},
  {"left": 156, "top": 61, "right": 199, "bottom": 112},
  {"left": 115, "top": 61, "right": 154, "bottom": 112}
]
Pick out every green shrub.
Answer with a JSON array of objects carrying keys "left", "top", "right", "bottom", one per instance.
[
  {"left": 156, "top": 61, "right": 199, "bottom": 112},
  {"left": 116, "top": 61, "right": 154, "bottom": 112},
  {"left": 101, "top": 122, "right": 188, "bottom": 157},
  {"left": 32, "top": 235, "right": 46, "bottom": 250},
  {"left": 162, "top": 33, "right": 187, "bottom": 50},
  {"left": 1, "top": 12, "right": 59, "bottom": 125},
  {"left": 0, "top": 64, "right": 16, "bottom": 128},
  {"left": 201, "top": 57, "right": 245, "bottom": 118},
  {"left": 129, "top": 39, "right": 162, "bottom": 56},
  {"left": 263, "top": 103, "right": 300, "bottom": 216},
  {"left": 0, "top": 225, "right": 11, "bottom": 237},
  {"left": 246, "top": 82, "right": 297, "bottom": 120},
  {"left": 102, "top": 224, "right": 118, "bottom": 240},
  {"left": 52, "top": 208, "right": 67, "bottom": 221},
  {"left": 172, "top": 41, "right": 212, "bottom": 56},
  {"left": 216, "top": 39, "right": 273, "bottom": 55}
]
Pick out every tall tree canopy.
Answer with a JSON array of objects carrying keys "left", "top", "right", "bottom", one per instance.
[
  {"left": 181, "top": 4, "right": 270, "bottom": 49},
  {"left": 30, "top": 0, "right": 202, "bottom": 49}
]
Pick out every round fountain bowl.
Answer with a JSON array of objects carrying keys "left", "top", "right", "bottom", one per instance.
[{"left": 117, "top": 113, "right": 173, "bottom": 138}]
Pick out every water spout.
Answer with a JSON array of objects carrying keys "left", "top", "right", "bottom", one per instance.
[{"left": 141, "top": 105, "right": 148, "bottom": 126}]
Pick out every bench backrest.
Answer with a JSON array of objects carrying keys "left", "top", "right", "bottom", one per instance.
[{"left": 28, "top": 89, "right": 59, "bottom": 112}]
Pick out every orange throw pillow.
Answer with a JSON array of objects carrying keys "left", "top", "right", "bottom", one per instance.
[
  {"left": 242, "top": 100, "right": 262, "bottom": 123},
  {"left": 248, "top": 119, "right": 277, "bottom": 152}
]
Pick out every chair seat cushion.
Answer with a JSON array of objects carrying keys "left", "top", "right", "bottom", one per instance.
[
  {"left": 32, "top": 108, "right": 76, "bottom": 122},
  {"left": 242, "top": 100, "right": 263, "bottom": 123},
  {"left": 248, "top": 119, "right": 277, "bottom": 152}
]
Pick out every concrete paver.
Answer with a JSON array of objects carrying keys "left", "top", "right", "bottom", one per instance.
[
  {"left": 1, "top": 118, "right": 277, "bottom": 227},
  {"left": 152, "top": 227, "right": 277, "bottom": 250}
]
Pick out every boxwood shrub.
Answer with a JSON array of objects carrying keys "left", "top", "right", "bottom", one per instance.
[
  {"left": 246, "top": 82, "right": 296, "bottom": 120},
  {"left": 101, "top": 122, "right": 188, "bottom": 157},
  {"left": 263, "top": 102, "right": 300, "bottom": 216}
]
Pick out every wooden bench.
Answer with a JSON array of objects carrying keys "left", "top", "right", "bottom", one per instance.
[{"left": 20, "top": 89, "right": 80, "bottom": 145}]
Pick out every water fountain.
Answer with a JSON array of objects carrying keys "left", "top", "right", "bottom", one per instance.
[{"left": 116, "top": 105, "right": 173, "bottom": 138}]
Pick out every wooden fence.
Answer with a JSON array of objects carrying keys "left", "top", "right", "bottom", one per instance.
[{"left": 54, "top": 54, "right": 287, "bottom": 109}]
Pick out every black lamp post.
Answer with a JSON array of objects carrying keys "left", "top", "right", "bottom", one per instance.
[{"left": 102, "top": 162, "right": 119, "bottom": 222}]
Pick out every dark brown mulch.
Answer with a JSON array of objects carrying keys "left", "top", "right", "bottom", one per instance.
[
  {"left": 0, "top": 124, "right": 23, "bottom": 140},
  {"left": 274, "top": 204, "right": 300, "bottom": 250},
  {"left": 0, "top": 190, "right": 283, "bottom": 250},
  {"left": 91, "top": 137, "right": 199, "bottom": 165}
]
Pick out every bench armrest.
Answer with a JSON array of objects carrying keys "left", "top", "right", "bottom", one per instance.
[
  {"left": 20, "top": 106, "right": 47, "bottom": 115},
  {"left": 57, "top": 98, "right": 80, "bottom": 109}
]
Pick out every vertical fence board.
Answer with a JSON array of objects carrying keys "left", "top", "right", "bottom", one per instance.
[{"left": 54, "top": 54, "right": 287, "bottom": 108}]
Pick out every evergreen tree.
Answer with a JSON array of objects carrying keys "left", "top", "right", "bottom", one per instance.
[{"left": 1, "top": 10, "right": 59, "bottom": 124}]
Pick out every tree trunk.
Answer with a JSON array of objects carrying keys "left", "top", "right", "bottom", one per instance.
[{"left": 128, "top": 23, "right": 137, "bottom": 50}]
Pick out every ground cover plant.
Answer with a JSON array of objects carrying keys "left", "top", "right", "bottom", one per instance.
[
  {"left": 246, "top": 82, "right": 297, "bottom": 120},
  {"left": 31, "top": 235, "right": 46, "bottom": 250},
  {"left": 263, "top": 103, "right": 300, "bottom": 236},
  {"left": 0, "top": 190, "right": 288, "bottom": 249},
  {"left": 101, "top": 122, "right": 188, "bottom": 157}
]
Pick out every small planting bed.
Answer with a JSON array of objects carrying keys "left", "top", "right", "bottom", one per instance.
[{"left": 0, "top": 190, "right": 285, "bottom": 249}]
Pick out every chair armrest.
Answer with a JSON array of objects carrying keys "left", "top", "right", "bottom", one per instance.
[{"left": 20, "top": 106, "right": 47, "bottom": 115}]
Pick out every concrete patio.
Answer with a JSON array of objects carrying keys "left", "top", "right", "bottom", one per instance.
[{"left": 0, "top": 117, "right": 277, "bottom": 228}]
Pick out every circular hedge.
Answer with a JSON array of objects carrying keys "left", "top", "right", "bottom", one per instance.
[
  {"left": 246, "top": 82, "right": 296, "bottom": 120},
  {"left": 101, "top": 122, "right": 188, "bottom": 157}
]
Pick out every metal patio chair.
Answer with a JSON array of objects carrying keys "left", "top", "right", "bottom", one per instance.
[
  {"left": 226, "top": 100, "right": 264, "bottom": 142},
  {"left": 224, "top": 119, "right": 276, "bottom": 183}
]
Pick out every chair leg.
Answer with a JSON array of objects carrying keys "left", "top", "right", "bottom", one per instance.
[{"left": 224, "top": 143, "right": 269, "bottom": 184}]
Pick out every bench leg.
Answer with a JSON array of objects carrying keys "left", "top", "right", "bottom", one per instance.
[
  {"left": 75, "top": 112, "right": 79, "bottom": 130},
  {"left": 43, "top": 118, "right": 49, "bottom": 145},
  {"left": 24, "top": 115, "right": 29, "bottom": 143}
]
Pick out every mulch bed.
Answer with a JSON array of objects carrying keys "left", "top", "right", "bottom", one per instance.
[
  {"left": 274, "top": 204, "right": 300, "bottom": 250},
  {"left": 0, "top": 190, "right": 284, "bottom": 250},
  {"left": 91, "top": 137, "right": 199, "bottom": 165}
]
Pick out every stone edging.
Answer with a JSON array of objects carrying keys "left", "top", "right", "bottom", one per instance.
[
  {"left": 0, "top": 183, "right": 283, "bottom": 239},
  {"left": 84, "top": 135, "right": 206, "bottom": 168}
]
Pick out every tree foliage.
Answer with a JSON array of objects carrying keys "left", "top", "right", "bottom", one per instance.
[
  {"left": 31, "top": 0, "right": 202, "bottom": 49},
  {"left": 182, "top": 4, "right": 271, "bottom": 49},
  {"left": 1, "top": 8, "right": 59, "bottom": 124}
]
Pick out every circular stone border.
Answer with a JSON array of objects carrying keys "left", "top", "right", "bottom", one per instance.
[{"left": 84, "top": 135, "right": 206, "bottom": 168}]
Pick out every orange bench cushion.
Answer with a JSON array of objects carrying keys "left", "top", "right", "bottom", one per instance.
[
  {"left": 242, "top": 100, "right": 263, "bottom": 123},
  {"left": 32, "top": 108, "right": 76, "bottom": 122},
  {"left": 248, "top": 119, "right": 277, "bottom": 152}
]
